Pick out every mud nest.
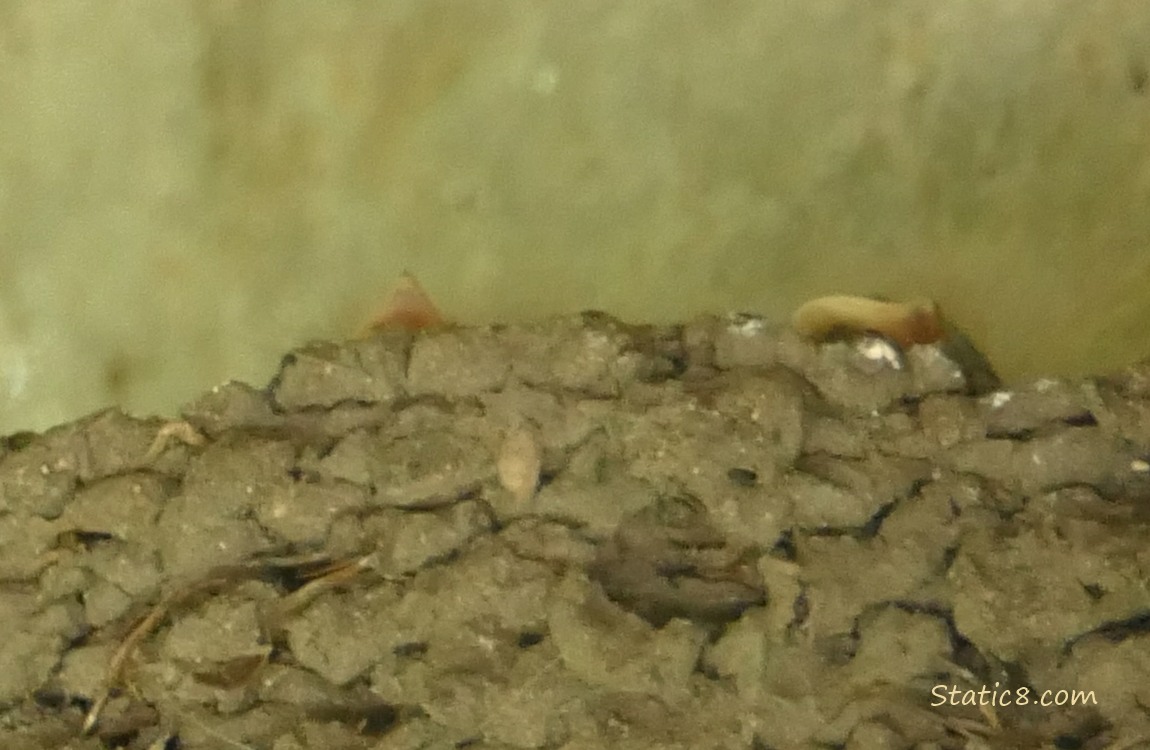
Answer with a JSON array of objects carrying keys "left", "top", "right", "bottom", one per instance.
[{"left": 1, "top": 313, "right": 1149, "bottom": 749}]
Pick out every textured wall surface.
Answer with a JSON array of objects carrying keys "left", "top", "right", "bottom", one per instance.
[
  {"left": 2, "top": 1, "right": 1149, "bottom": 431},
  {"left": 3, "top": 316, "right": 1149, "bottom": 747}
]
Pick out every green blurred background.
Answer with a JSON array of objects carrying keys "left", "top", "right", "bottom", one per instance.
[{"left": 2, "top": 1, "right": 1149, "bottom": 432}]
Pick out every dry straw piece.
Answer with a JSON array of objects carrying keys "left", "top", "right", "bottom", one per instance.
[{"left": 497, "top": 423, "right": 542, "bottom": 503}]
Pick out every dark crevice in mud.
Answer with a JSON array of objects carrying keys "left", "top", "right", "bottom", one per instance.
[
  {"left": 515, "top": 630, "right": 545, "bottom": 648},
  {"left": 726, "top": 466, "right": 759, "bottom": 487},
  {"left": 55, "top": 529, "right": 116, "bottom": 551},
  {"left": 788, "top": 585, "right": 811, "bottom": 633},
  {"left": 770, "top": 528, "right": 798, "bottom": 561},
  {"left": 939, "top": 544, "right": 959, "bottom": 575},
  {"left": 818, "top": 624, "right": 859, "bottom": 666},
  {"left": 800, "top": 496, "right": 898, "bottom": 539},
  {"left": 1067, "top": 611, "right": 1150, "bottom": 651},
  {"left": 984, "top": 427, "right": 1035, "bottom": 441},
  {"left": 1062, "top": 411, "right": 1098, "bottom": 427},
  {"left": 304, "top": 696, "right": 400, "bottom": 736},
  {"left": 855, "top": 501, "right": 897, "bottom": 540}
]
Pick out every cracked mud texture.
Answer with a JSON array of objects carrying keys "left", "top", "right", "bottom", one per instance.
[{"left": 2, "top": 313, "right": 1150, "bottom": 750}]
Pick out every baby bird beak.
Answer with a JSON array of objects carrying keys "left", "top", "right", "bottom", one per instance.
[
  {"left": 791, "top": 295, "right": 943, "bottom": 347},
  {"left": 366, "top": 271, "right": 446, "bottom": 333}
]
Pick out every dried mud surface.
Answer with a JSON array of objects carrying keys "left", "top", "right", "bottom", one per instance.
[{"left": 1, "top": 314, "right": 1149, "bottom": 750}]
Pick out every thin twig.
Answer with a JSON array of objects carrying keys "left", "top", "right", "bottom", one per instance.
[{"left": 82, "top": 553, "right": 359, "bottom": 735}]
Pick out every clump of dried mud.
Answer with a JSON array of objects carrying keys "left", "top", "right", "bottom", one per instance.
[{"left": 1, "top": 313, "right": 1148, "bottom": 749}]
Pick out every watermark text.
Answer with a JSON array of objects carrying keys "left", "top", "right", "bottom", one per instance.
[{"left": 931, "top": 682, "right": 1097, "bottom": 709}]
